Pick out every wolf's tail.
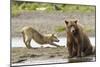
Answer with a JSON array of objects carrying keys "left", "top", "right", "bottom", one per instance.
[{"left": 15, "top": 28, "right": 24, "bottom": 33}]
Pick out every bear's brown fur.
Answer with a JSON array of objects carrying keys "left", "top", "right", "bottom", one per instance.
[{"left": 65, "top": 20, "right": 93, "bottom": 57}]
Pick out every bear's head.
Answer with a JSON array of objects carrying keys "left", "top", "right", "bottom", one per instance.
[{"left": 65, "top": 20, "right": 79, "bottom": 35}]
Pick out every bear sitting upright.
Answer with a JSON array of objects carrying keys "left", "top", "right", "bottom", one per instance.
[{"left": 65, "top": 20, "right": 93, "bottom": 58}]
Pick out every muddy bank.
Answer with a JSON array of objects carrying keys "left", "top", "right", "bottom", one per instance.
[{"left": 11, "top": 47, "right": 95, "bottom": 66}]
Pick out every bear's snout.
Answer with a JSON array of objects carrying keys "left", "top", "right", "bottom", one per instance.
[
  {"left": 72, "top": 30, "right": 75, "bottom": 33},
  {"left": 70, "top": 27, "right": 75, "bottom": 33}
]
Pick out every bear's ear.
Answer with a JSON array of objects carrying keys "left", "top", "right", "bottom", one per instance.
[
  {"left": 74, "top": 20, "right": 77, "bottom": 24},
  {"left": 65, "top": 20, "right": 68, "bottom": 25}
]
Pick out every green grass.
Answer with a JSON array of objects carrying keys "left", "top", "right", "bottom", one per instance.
[
  {"left": 12, "top": 4, "right": 21, "bottom": 16},
  {"left": 84, "top": 25, "right": 94, "bottom": 32},
  {"left": 55, "top": 26, "right": 65, "bottom": 32},
  {"left": 11, "top": 1, "right": 95, "bottom": 16},
  {"left": 55, "top": 25, "right": 94, "bottom": 33}
]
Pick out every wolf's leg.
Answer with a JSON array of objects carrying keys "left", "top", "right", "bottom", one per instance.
[
  {"left": 22, "top": 32, "right": 29, "bottom": 48},
  {"left": 26, "top": 39, "right": 32, "bottom": 49},
  {"left": 24, "top": 41, "right": 29, "bottom": 48},
  {"left": 50, "top": 43, "right": 60, "bottom": 47},
  {"left": 22, "top": 32, "right": 32, "bottom": 49},
  {"left": 24, "top": 39, "right": 32, "bottom": 49}
]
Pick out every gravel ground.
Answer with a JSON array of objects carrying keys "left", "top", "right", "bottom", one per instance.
[
  {"left": 11, "top": 11, "right": 95, "bottom": 37},
  {"left": 11, "top": 47, "right": 95, "bottom": 66}
]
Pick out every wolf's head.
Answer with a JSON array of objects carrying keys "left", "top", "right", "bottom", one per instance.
[{"left": 50, "top": 34, "right": 59, "bottom": 42}]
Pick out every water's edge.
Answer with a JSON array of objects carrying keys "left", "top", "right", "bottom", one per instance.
[{"left": 12, "top": 37, "right": 95, "bottom": 48}]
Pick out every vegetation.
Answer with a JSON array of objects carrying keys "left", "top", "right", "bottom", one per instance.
[
  {"left": 55, "top": 26, "right": 65, "bottom": 32},
  {"left": 11, "top": 1, "right": 95, "bottom": 16},
  {"left": 55, "top": 25, "right": 94, "bottom": 33}
]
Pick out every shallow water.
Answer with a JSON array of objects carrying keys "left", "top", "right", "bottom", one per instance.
[
  {"left": 11, "top": 37, "right": 95, "bottom": 48},
  {"left": 12, "top": 58, "right": 68, "bottom": 66}
]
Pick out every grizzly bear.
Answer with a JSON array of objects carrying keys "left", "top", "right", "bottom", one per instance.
[{"left": 65, "top": 20, "right": 93, "bottom": 57}]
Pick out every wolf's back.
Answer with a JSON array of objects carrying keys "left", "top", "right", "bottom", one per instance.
[{"left": 19, "top": 26, "right": 33, "bottom": 32}]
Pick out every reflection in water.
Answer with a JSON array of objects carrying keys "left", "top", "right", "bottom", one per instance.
[
  {"left": 12, "top": 37, "right": 95, "bottom": 48},
  {"left": 68, "top": 56, "right": 95, "bottom": 63}
]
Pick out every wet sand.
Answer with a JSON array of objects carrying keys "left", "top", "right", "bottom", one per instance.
[{"left": 11, "top": 46, "right": 95, "bottom": 66}]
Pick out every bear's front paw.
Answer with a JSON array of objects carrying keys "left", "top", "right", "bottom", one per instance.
[{"left": 77, "top": 54, "right": 81, "bottom": 57}]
